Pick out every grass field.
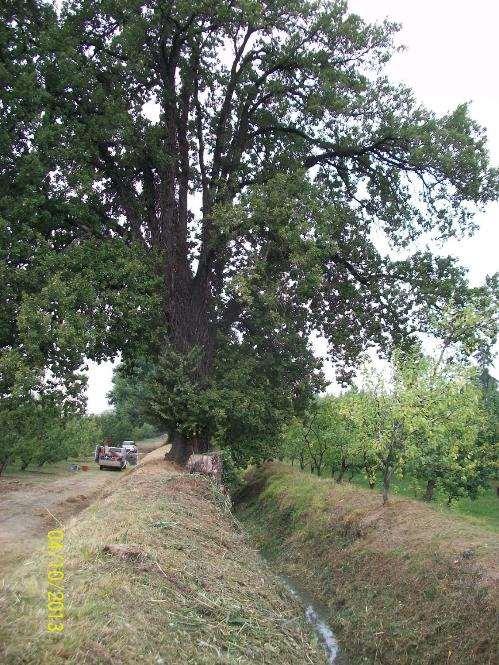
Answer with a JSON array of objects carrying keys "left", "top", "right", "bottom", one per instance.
[
  {"left": 290, "top": 462, "right": 499, "bottom": 532},
  {"left": 348, "top": 472, "right": 499, "bottom": 532}
]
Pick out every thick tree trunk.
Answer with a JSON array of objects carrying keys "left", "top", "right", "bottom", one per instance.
[
  {"left": 160, "top": 259, "right": 216, "bottom": 467},
  {"left": 424, "top": 478, "right": 436, "bottom": 501},
  {"left": 165, "top": 431, "right": 210, "bottom": 466}
]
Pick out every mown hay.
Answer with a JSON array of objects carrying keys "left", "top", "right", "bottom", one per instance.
[{"left": 0, "top": 449, "right": 327, "bottom": 665}]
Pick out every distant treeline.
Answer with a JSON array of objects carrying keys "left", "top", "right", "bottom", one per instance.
[{"left": 0, "top": 362, "right": 160, "bottom": 475}]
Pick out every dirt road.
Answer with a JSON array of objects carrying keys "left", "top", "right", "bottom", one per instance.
[
  {"left": 0, "top": 437, "right": 166, "bottom": 576},
  {"left": 0, "top": 466, "right": 119, "bottom": 576},
  {"left": 1, "top": 470, "right": 114, "bottom": 541}
]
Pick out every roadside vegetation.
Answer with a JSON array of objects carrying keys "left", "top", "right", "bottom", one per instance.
[
  {"left": 236, "top": 463, "right": 499, "bottom": 665},
  {"left": 0, "top": 448, "right": 327, "bottom": 665},
  {"left": 0, "top": 409, "right": 100, "bottom": 476}
]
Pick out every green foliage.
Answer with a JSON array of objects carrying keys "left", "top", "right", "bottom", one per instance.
[
  {"left": 2, "top": 0, "right": 498, "bottom": 463},
  {"left": 430, "top": 274, "right": 498, "bottom": 367},
  {"left": 92, "top": 409, "right": 158, "bottom": 445},
  {"left": 397, "top": 356, "right": 493, "bottom": 502},
  {"left": 145, "top": 336, "right": 321, "bottom": 466},
  {"left": 94, "top": 359, "right": 162, "bottom": 444},
  {"left": 104, "top": 359, "right": 161, "bottom": 442},
  {"left": 281, "top": 352, "right": 494, "bottom": 505},
  {"left": 219, "top": 449, "right": 246, "bottom": 495},
  {"left": 31, "top": 416, "right": 102, "bottom": 466},
  {"left": 0, "top": 393, "right": 102, "bottom": 473}
]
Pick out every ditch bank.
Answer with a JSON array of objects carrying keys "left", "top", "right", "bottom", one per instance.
[
  {"left": 235, "top": 463, "right": 499, "bottom": 665},
  {"left": 0, "top": 448, "right": 328, "bottom": 665}
]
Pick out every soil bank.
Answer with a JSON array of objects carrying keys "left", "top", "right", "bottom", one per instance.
[{"left": 0, "top": 448, "right": 327, "bottom": 664}]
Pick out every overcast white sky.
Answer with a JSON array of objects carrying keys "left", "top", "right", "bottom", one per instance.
[{"left": 86, "top": 0, "right": 499, "bottom": 413}]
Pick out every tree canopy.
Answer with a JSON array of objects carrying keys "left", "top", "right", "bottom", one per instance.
[{"left": 1, "top": 0, "right": 498, "bottom": 463}]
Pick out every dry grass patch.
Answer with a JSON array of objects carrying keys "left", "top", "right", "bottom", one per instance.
[{"left": 0, "top": 448, "right": 326, "bottom": 665}]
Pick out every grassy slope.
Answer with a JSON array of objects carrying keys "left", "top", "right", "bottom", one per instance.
[
  {"left": 293, "top": 462, "right": 499, "bottom": 532},
  {"left": 349, "top": 472, "right": 499, "bottom": 532},
  {"left": 236, "top": 463, "right": 499, "bottom": 665},
  {"left": 0, "top": 448, "right": 327, "bottom": 665}
]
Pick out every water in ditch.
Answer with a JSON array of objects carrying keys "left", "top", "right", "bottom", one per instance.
[{"left": 280, "top": 574, "right": 344, "bottom": 664}]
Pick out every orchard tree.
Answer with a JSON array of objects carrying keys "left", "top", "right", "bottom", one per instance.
[
  {"left": 280, "top": 394, "right": 369, "bottom": 479},
  {"left": 309, "top": 395, "right": 360, "bottom": 480},
  {"left": 399, "top": 357, "right": 492, "bottom": 503},
  {"left": 303, "top": 405, "right": 330, "bottom": 475},
  {"left": 336, "top": 391, "right": 378, "bottom": 485},
  {"left": 348, "top": 363, "right": 403, "bottom": 504},
  {"left": 279, "top": 404, "right": 331, "bottom": 474},
  {"left": 3, "top": 0, "right": 499, "bottom": 463},
  {"left": 281, "top": 417, "right": 308, "bottom": 469},
  {"left": 30, "top": 414, "right": 102, "bottom": 467}
]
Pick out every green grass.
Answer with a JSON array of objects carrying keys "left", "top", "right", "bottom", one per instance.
[
  {"left": 348, "top": 473, "right": 499, "bottom": 532},
  {"left": 290, "top": 462, "right": 499, "bottom": 532},
  {"left": 3, "top": 456, "right": 93, "bottom": 477},
  {"left": 236, "top": 463, "right": 499, "bottom": 665}
]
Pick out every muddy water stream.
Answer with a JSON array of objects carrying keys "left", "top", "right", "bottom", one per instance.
[{"left": 280, "top": 575, "right": 344, "bottom": 664}]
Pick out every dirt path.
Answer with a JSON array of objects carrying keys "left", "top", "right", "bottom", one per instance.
[
  {"left": 0, "top": 471, "right": 114, "bottom": 542},
  {"left": 0, "top": 469, "right": 119, "bottom": 577},
  {"left": 0, "top": 438, "right": 167, "bottom": 576}
]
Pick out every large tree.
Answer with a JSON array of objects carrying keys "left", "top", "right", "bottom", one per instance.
[{"left": 3, "top": 0, "right": 498, "bottom": 462}]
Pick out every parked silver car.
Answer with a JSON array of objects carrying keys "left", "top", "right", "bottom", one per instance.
[{"left": 121, "top": 441, "right": 138, "bottom": 465}]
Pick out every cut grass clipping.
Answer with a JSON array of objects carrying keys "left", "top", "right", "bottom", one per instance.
[
  {"left": 0, "top": 448, "right": 327, "bottom": 665},
  {"left": 236, "top": 463, "right": 499, "bottom": 665}
]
